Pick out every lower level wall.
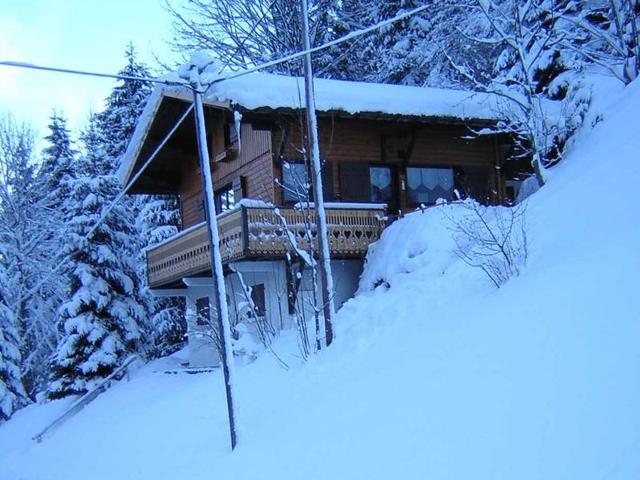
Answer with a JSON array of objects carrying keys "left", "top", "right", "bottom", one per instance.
[{"left": 177, "top": 258, "right": 363, "bottom": 367}]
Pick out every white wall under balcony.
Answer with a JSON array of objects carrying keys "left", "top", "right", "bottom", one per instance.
[{"left": 178, "top": 259, "right": 364, "bottom": 367}]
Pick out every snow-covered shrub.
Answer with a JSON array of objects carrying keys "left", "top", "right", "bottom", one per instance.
[
  {"left": 447, "top": 199, "right": 528, "bottom": 288},
  {"left": 195, "top": 298, "right": 262, "bottom": 366}
]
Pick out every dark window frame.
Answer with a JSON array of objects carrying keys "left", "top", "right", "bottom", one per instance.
[
  {"left": 214, "top": 183, "right": 235, "bottom": 214},
  {"left": 281, "top": 160, "right": 311, "bottom": 204},
  {"left": 339, "top": 162, "right": 397, "bottom": 208}
]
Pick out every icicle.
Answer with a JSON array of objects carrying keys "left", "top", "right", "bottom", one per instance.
[{"left": 233, "top": 110, "right": 242, "bottom": 154}]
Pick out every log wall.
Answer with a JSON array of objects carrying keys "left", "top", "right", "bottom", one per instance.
[{"left": 178, "top": 111, "right": 502, "bottom": 229}]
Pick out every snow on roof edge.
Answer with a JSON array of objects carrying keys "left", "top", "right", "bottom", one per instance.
[
  {"left": 117, "top": 85, "right": 168, "bottom": 186},
  {"left": 120, "top": 69, "right": 503, "bottom": 188},
  {"left": 200, "top": 72, "right": 502, "bottom": 123}
]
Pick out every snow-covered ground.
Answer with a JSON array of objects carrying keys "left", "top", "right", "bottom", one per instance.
[{"left": 2, "top": 77, "right": 639, "bottom": 480}]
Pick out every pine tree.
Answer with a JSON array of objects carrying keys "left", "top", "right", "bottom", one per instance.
[
  {"left": 40, "top": 112, "right": 77, "bottom": 218},
  {"left": 47, "top": 118, "right": 146, "bottom": 399},
  {"left": 97, "top": 43, "right": 152, "bottom": 169},
  {"left": 96, "top": 44, "right": 187, "bottom": 357},
  {"left": 137, "top": 198, "right": 185, "bottom": 356}
]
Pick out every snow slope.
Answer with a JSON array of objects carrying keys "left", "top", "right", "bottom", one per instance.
[{"left": 2, "top": 78, "right": 640, "bottom": 480}]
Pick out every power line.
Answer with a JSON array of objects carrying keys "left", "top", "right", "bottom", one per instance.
[
  {"left": 209, "top": 3, "right": 430, "bottom": 84},
  {"left": 1, "top": 3, "right": 430, "bottom": 88},
  {"left": 3, "top": 2, "right": 431, "bottom": 306},
  {"left": 14, "top": 103, "right": 195, "bottom": 310},
  {"left": 0, "top": 60, "right": 187, "bottom": 87}
]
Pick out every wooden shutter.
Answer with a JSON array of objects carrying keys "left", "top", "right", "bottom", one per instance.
[
  {"left": 321, "top": 160, "right": 334, "bottom": 201},
  {"left": 339, "top": 162, "right": 370, "bottom": 202},
  {"left": 232, "top": 176, "right": 246, "bottom": 202}
]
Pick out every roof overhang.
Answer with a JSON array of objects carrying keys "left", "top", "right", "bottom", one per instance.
[{"left": 118, "top": 86, "right": 231, "bottom": 194}]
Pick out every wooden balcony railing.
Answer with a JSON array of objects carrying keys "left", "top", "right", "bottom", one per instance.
[{"left": 146, "top": 205, "right": 386, "bottom": 288}]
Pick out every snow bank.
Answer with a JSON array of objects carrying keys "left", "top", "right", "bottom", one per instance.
[{"left": 3, "top": 78, "right": 640, "bottom": 480}]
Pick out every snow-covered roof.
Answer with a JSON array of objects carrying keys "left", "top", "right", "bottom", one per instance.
[
  {"left": 197, "top": 71, "right": 499, "bottom": 119},
  {"left": 119, "top": 65, "right": 501, "bottom": 186}
]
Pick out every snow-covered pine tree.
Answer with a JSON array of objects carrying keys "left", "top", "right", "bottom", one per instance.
[
  {"left": 47, "top": 117, "right": 146, "bottom": 399},
  {"left": 333, "top": 0, "right": 493, "bottom": 86},
  {"left": 350, "top": 0, "right": 437, "bottom": 85},
  {"left": 0, "top": 114, "right": 58, "bottom": 401},
  {"left": 40, "top": 111, "right": 77, "bottom": 213},
  {"left": 97, "top": 44, "right": 186, "bottom": 357},
  {"left": 97, "top": 43, "right": 152, "bottom": 170},
  {"left": 137, "top": 198, "right": 185, "bottom": 356},
  {"left": 36, "top": 110, "right": 79, "bottom": 343},
  {"left": 0, "top": 297, "right": 26, "bottom": 421},
  {"left": 0, "top": 119, "right": 31, "bottom": 416},
  {"left": 94, "top": 44, "right": 166, "bottom": 353}
]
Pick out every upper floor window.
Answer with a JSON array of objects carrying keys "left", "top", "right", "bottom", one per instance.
[
  {"left": 406, "top": 167, "right": 454, "bottom": 206},
  {"left": 224, "top": 122, "right": 240, "bottom": 150},
  {"left": 339, "top": 163, "right": 396, "bottom": 209},
  {"left": 369, "top": 166, "right": 393, "bottom": 204},
  {"left": 282, "top": 161, "right": 310, "bottom": 203},
  {"left": 215, "top": 184, "right": 235, "bottom": 214}
]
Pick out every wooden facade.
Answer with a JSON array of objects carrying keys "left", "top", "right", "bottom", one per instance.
[
  {"left": 123, "top": 98, "right": 527, "bottom": 289},
  {"left": 176, "top": 110, "right": 506, "bottom": 230}
]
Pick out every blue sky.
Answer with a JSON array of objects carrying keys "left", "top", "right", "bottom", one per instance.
[{"left": 0, "top": 0, "right": 176, "bottom": 144}]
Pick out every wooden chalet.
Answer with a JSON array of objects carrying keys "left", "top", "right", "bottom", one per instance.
[{"left": 120, "top": 70, "right": 531, "bottom": 366}]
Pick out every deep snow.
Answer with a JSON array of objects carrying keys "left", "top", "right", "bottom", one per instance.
[{"left": 2, "top": 77, "right": 640, "bottom": 480}]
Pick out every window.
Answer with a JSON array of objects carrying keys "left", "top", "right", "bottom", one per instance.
[
  {"left": 224, "top": 122, "right": 239, "bottom": 150},
  {"left": 339, "top": 163, "right": 396, "bottom": 207},
  {"left": 406, "top": 167, "right": 454, "bottom": 206},
  {"left": 282, "top": 161, "right": 310, "bottom": 203},
  {"left": 250, "top": 284, "right": 266, "bottom": 317},
  {"left": 369, "top": 166, "right": 393, "bottom": 204},
  {"left": 505, "top": 179, "right": 524, "bottom": 204},
  {"left": 215, "top": 184, "right": 235, "bottom": 214}
]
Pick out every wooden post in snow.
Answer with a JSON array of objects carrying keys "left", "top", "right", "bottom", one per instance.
[
  {"left": 191, "top": 74, "right": 238, "bottom": 450},
  {"left": 300, "top": 0, "right": 335, "bottom": 347}
]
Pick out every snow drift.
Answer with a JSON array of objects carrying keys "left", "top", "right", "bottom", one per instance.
[{"left": 1, "top": 78, "right": 639, "bottom": 479}]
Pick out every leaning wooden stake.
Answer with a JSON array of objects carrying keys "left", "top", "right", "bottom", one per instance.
[
  {"left": 300, "top": 0, "right": 336, "bottom": 347},
  {"left": 191, "top": 72, "right": 238, "bottom": 450}
]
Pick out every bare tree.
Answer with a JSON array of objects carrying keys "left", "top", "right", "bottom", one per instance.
[
  {"left": 446, "top": 199, "right": 528, "bottom": 288},
  {"left": 164, "top": 0, "right": 344, "bottom": 75},
  {"left": 0, "top": 114, "right": 61, "bottom": 398}
]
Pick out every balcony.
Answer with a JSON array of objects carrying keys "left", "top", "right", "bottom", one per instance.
[{"left": 146, "top": 204, "right": 387, "bottom": 289}]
